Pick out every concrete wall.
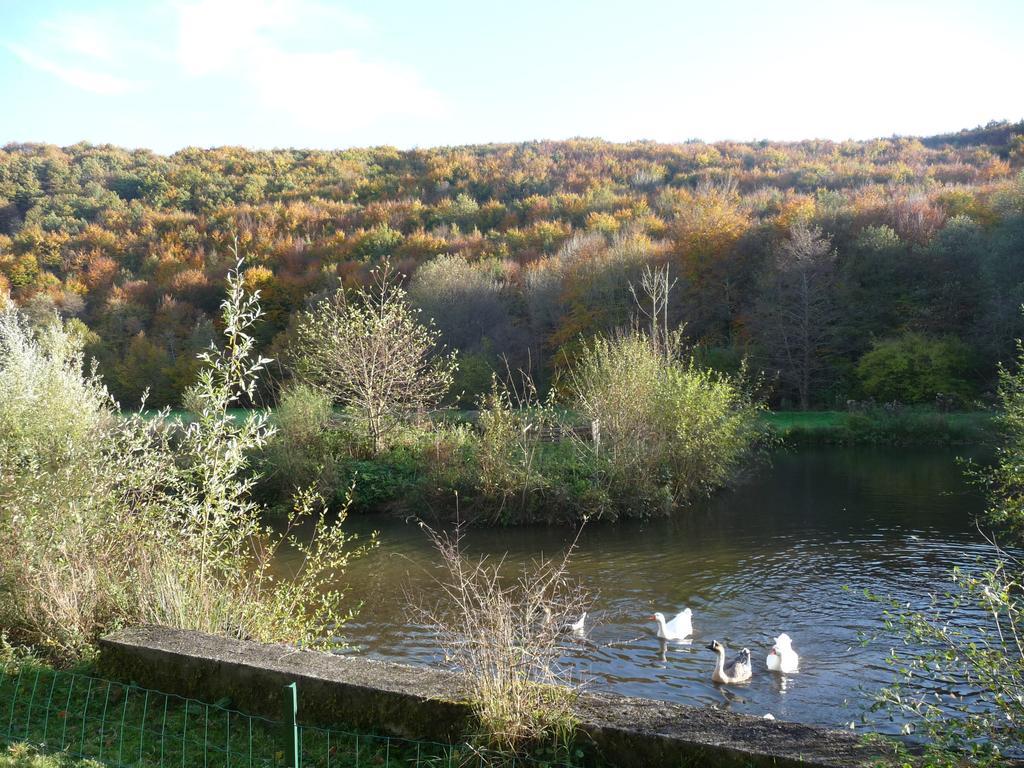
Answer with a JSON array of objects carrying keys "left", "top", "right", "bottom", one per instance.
[{"left": 98, "top": 626, "right": 896, "bottom": 768}]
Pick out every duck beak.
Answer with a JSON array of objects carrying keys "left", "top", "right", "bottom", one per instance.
[{"left": 705, "top": 643, "right": 717, "bottom": 652}]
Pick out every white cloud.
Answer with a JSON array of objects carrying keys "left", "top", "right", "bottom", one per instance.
[
  {"left": 173, "top": 0, "right": 445, "bottom": 131},
  {"left": 175, "top": 0, "right": 294, "bottom": 76},
  {"left": 40, "top": 15, "right": 116, "bottom": 61},
  {"left": 8, "top": 43, "right": 138, "bottom": 95},
  {"left": 250, "top": 48, "right": 445, "bottom": 129}
]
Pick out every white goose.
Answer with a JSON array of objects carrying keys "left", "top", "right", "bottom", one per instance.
[
  {"left": 650, "top": 609, "right": 692, "bottom": 640},
  {"left": 766, "top": 633, "right": 799, "bottom": 673},
  {"left": 708, "top": 640, "right": 752, "bottom": 684}
]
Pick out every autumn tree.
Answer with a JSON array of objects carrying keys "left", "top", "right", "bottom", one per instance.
[
  {"left": 292, "top": 261, "right": 456, "bottom": 453},
  {"left": 408, "top": 254, "right": 518, "bottom": 355},
  {"left": 667, "top": 181, "right": 751, "bottom": 342}
]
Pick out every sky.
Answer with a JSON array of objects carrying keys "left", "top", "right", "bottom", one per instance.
[{"left": 0, "top": 0, "right": 1022, "bottom": 154}]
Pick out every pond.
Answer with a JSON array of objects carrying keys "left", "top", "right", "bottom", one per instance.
[{"left": 313, "top": 447, "right": 998, "bottom": 733}]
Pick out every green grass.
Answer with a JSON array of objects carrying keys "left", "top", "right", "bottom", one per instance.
[
  {"left": 137, "top": 409, "right": 254, "bottom": 425},
  {"left": 761, "top": 408, "right": 996, "bottom": 446},
  {"left": 1, "top": 666, "right": 579, "bottom": 768},
  {"left": 761, "top": 410, "right": 849, "bottom": 430}
]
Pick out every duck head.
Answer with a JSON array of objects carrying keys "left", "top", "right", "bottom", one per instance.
[
  {"left": 772, "top": 633, "right": 793, "bottom": 654},
  {"left": 706, "top": 640, "right": 724, "bottom": 653},
  {"left": 650, "top": 612, "right": 665, "bottom": 624}
]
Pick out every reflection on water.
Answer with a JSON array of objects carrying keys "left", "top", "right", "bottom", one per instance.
[{"left": 282, "top": 447, "right": 998, "bottom": 732}]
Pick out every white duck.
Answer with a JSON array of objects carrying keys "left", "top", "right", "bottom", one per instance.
[
  {"left": 562, "top": 612, "right": 586, "bottom": 633},
  {"left": 708, "top": 640, "right": 752, "bottom": 683},
  {"left": 766, "top": 633, "right": 799, "bottom": 673},
  {"left": 650, "top": 609, "right": 692, "bottom": 640},
  {"left": 539, "top": 606, "right": 587, "bottom": 634}
]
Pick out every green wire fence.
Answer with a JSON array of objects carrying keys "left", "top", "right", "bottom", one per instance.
[{"left": 1, "top": 667, "right": 580, "bottom": 768}]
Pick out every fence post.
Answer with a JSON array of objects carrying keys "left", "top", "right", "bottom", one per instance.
[{"left": 283, "top": 682, "right": 300, "bottom": 768}]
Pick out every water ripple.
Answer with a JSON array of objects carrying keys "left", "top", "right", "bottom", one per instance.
[{"left": 281, "top": 447, "right": 1006, "bottom": 735}]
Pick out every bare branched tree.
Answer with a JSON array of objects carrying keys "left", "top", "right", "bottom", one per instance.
[
  {"left": 293, "top": 261, "right": 457, "bottom": 453},
  {"left": 629, "top": 263, "right": 678, "bottom": 358}
]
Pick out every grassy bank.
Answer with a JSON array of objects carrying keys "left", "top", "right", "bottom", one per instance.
[
  {"left": 141, "top": 405, "right": 997, "bottom": 525},
  {"left": 762, "top": 409, "right": 996, "bottom": 446}
]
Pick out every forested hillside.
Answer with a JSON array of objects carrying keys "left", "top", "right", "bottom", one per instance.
[{"left": 2, "top": 120, "right": 1023, "bottom": 409}]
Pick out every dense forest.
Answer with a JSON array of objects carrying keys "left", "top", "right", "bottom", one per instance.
[{"left": 1, "top": 120, "right": 1023, "bottom": 409}]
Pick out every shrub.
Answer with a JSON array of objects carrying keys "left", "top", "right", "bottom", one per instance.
[
  {"left": 259, "top": 382, "right": 339, "bottom": 504},
  {"left": 413, "top": 523, "right": 588, "bottom": 757},
  {"left": 452, "top": 350, "right": 495, "bottom": 408},
  {"left": 292, "top": 261, "right": 456, "bottom": 454},
  {"left": 0, "top": 259, "right": 371, "bottom": 662},
  {"left": 564, "top": 332, "right": 767, "bottom": 514},
  {"left": 336, "top": 453, "right": 419, "bottom": 512},
  {"left": 0, "top": 312, "right": 112, "bottom": 469},
  {"left": 856, "top": 332, "right": 975, "bottom": 404}
]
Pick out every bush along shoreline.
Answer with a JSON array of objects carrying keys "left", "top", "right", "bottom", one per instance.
[
  {"left": 247, "top": 260, "right": 996, "bottom": 526},
  {"left": 255, "top": 356, "right": 773, "bottom": 526},
  {"left": 251, "top": 405, "right": 993, "bottom": 525},
  {"left": 250, "top": 262, "right": 772, "bottom": 526},
  {"left": 0, "top": 258, "right": 374, "bottom": 665}
]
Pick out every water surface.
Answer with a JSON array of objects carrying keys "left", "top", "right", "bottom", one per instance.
[{"left": 312, "top": 447, "right": 997, "bottom": 732}]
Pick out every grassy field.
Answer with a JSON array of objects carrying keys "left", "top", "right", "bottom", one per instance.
[{"left": 761, "top": 409, "right": 996, "bottom": 446}]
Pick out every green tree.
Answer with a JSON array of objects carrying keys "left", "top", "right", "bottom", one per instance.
[
  {"left": 115, "top": 332, "right": 174, "bottom": 407},
  {"left": 293, "top": 261, "right": 456, "bottom": 453},
  {"left": 856, "top": 332, "right": 974, "bottom": 404},
  {"left": 350, "top": 225, "right": 403, "bottom": 262}
]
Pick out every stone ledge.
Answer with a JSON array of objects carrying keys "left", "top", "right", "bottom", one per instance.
[{"left": 98, "top": 626, "right": 895, "bottom": 768}]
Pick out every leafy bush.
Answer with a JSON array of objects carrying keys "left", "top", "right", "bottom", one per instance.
[
  {"left": 336, "top": 452, "right": 420, "bottom": 513},
  {"left": 258, "top": 382, "right": 342, "bottom": 505},
  {"left": 0, "top": 260, "right": 371, "bottom": 662},
  {"left": 452, "top": 350, "right": 496, "bottom": 408},
  {"left": 564, "top": 332, "right": 768, "bottom": 516},
  {"left": 857, "top": 332, "right": 975, "bottom": 404},
  {"left": 0, "top": 313, "right": 112, "bottom": 469}
]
